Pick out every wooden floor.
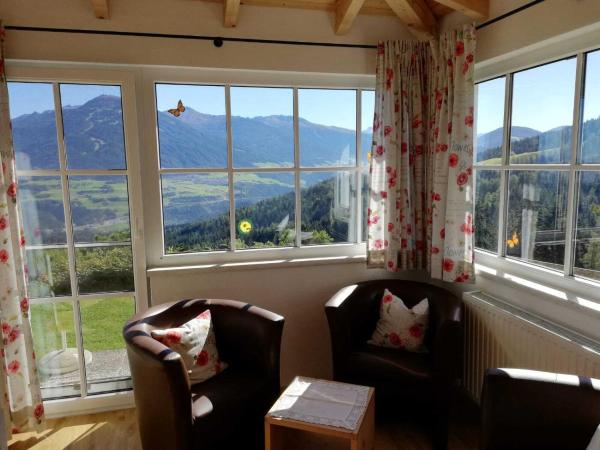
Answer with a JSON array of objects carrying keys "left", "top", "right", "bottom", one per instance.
[{"left": 8, "top": 400, "right": 479, "bottom": 450}]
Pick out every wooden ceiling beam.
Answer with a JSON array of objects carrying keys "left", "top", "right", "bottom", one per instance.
[
  {"left": 91, "top": 0, "right": 110, "bottom": 19},
  {"left": 224, "top": 0, "right": 242, "bottom": 27},
  {"left": 383, "top": 0, "right": 437, "bottom": 39},
  {"left": 335, "top": 0, "right": 368, "bottom": 34},
  {"left": 432, "top": 0, "right": 487, "bottom": 19}
]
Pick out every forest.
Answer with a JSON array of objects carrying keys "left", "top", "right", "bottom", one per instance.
[{"left": 475, "top": 118, "right": 600, "bottom": 280}]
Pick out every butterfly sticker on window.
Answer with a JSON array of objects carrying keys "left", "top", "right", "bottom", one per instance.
[
  {"left": 168, "top": 100, "right": 186, "bottom": 117},
  {"left": 506, "top": 231, "right": 519, "bottom": 248}
]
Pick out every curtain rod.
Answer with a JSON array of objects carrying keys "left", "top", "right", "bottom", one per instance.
[
  {"left": 476, "top": 0, "right": 545, "bottom": 30},
  {"left": 5, "top": 1, "right": 545, "bottom": 49},
  {"left": 4, "top": 25, "right": 378, "bottom": 49}
]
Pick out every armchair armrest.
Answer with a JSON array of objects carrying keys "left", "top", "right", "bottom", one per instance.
[
  {"left": 325, "top": 284, "right": 367, "bottom": 379},
  {"left": 481, "top": 368, "right": 600, "bottom": 450},
  {"left": 124, "top": 319, "right": 193, "bottom": 450}
]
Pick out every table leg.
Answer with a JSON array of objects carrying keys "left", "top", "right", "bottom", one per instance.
[
  {"left": 265, "top": 420, "right": 285, "bottom": 450},
  {"left": 352, "top": 397, "right": 375, "bottom": 450}
]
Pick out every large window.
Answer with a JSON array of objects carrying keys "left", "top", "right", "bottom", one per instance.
[
  {"left": 154, "top": 84, "right": 373, "bottom": 255},
  {"left": 474, "top": 50, "right": 600, "bottom": 282},
  {"left": 7, "top": 81, "right": 140, "bottom": 400}
]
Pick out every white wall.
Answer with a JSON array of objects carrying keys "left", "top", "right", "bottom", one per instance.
[
  {"left": 0, "top": 0, "right": 412, "bottom": 74},
  {"left": 445, "top": 0, "right": 600, "bottom": 65}
]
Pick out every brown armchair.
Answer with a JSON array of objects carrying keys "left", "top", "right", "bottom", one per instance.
[
  {"left": 123, "top": 298, "right": 284, "bottom": 450},
  {"left": 325, "top": 279, "right": 463, "bottom": 449},
  {"left": 481, "top": 368, "right": 600, "bottom": 450}
]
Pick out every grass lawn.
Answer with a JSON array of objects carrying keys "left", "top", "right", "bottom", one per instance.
[{"left": 30, "top": 296, "right": 135, "bottom": 357}]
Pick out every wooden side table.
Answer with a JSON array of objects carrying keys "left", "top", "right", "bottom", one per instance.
[{"left": 265, "top": 377, "right": 375, "bottom": 450}]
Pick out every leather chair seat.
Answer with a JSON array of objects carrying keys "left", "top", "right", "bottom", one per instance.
[
  {"left": 191, "top": 368, "right": 272, "bottom": 444},
  {"left": 347, "top": 343, "right": 432, "bottom": 383}
]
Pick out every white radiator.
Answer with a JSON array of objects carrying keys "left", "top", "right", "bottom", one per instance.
[{"left": 463, "top": 291, "right": 600, "bottom": 403}]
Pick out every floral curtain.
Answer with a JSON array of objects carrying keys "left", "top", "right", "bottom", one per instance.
[
  {"left": 367, "top": 25, "right": 476, "bottom": 283},
  {"left": 0, "top": 23, "right": 45, "bottom": 437}
]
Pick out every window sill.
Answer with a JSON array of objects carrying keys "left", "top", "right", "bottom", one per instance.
[
  {"left": 44, "top": 390, "right": 134, "bottom": 419},
  {"left": 474, "top": 249, "right": 600, "bottom": 316},
  {"left": 148, "top": 243, "right": 367, "bottom": 275}
]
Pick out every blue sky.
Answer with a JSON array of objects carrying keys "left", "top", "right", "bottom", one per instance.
[
  {"left": 8, "top": 81, "right": 374, "bottom": 131},
  {"left": 477, "top": 52, "right": 600, "bottom": 134},
  {"left": 155, "top": 84, "right": 369, "bottom": 130},
  {"left": 7, "top": 83, "right": 121, "bottom": 118}
]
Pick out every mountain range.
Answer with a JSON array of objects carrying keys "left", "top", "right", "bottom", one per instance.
[{"left": 12, "top": 95, "right": 369, "bottom": 170}]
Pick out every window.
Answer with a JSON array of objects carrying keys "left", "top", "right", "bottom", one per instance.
[
  {"left": 8, "top": 81, "right": 140, "bottom": 399},
  {"left": 474, "top": 50, "right": 600, "bottom": 283},
  {"left": 154, "top": 84, "right": 373, "bottom": 255}
]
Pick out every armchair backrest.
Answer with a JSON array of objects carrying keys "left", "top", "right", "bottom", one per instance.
[
  {"left": 346, "top": 279, "right": 462, "bottom": 352},
  {"left": 481, "top": 368, "right": 600, "bottom": 450}
]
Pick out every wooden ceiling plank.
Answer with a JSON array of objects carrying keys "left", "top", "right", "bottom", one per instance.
[
  {"left": 335, "top": 0, "right": 368, "bottom": 34},
  {"left": 432, "top": 0, "right": 487, "bottom": 19},
  {"left": 383, "top": 0, "right": 436, "bottom": 39},
  {"left": 224, "top": 0, "right": 242, "bottom": 27},
  {"left": 91, "top": 0, "right": 110, "bottom": 19}
]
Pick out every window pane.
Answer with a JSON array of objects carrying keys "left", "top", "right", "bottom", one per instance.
[
  {"left": 361, "top": 90, "right": 375, "bottom": 166},
  {"left": 573, "top": 171, "right": 600, "bottom": 281},
  {"left": 26, "top": 248, "right": 71, "bottom": 298},
  {"left": 301, "top": 171, "right": 356, "bottom": 244},
  {"left": 506, "top": 170, "right": 568, "bottom": 271},
  {"left": 361, "top": 171, "right": 369, "bottom": 242},
  {"left": 31, "top": 301, "right": 81, "bottom": 400},
  {"left": 474, "top": 170, "right": 500, "bottom": 252},
  {"left": 18, "top": 176, "right": 66, "bottom": 245},
  {"left": 75, "top": 245, "right": 134, "bottom": 294},
  {"left": 69, "top": 176, "right": 131, "bottom": 244},
  {"left": 510, "top": 59, "right": 576, "bottom": 164},
  {"left": 161, "top": 173, "right": 230, "bottom": 253},
  {"left": 8, "top": 82, "right": 60, "bottom": 170},
  {"left": 80, "top": 296, "right": 134, "bottom": 395},
  {"left": 299, "top": 89, "right": 356, "bottom": 167},
  {"left": 475, "top": 77, "right": 505, "bottom": 164},
  {"left": 581, "top": 50, "right": 600, "bottom": 163},
  {"left": 156, "top": 84, "right": 227, "bottom": 169},
  {"left": 234, "top": 172, "right": 295, "bottom": 249},
  {"left": 230, "top": 87, "right": 293, "bottom": 168},
  {"left": 60, "top": 84, "right": 127, "bottom": 170}
]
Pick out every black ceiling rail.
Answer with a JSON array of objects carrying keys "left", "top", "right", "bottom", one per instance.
[
  {"left": 4, "top": 1, "right": 547, "bottom": 49},
  {"left": 4, "top": 25, "right": 378, "bottom": 49},
  {"left": 475, "top": 0, "right": 546, "bottom": 30}
]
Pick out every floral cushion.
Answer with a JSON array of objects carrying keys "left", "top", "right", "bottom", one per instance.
[
  {"left": 151, "top": 309, "right": 227, "bottom": 384},
  {"left": 368, "top": 289, "right": 429, "bottom": 352}
]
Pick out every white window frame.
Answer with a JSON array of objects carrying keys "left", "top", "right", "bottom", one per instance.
[
  {"left": 473, "top": 46, "right": 600, "bottom": 308},
  {"left": 5, "top": 64, "right": 148, "bottom": 409},
  {"left": 139, "top": 67, "right": 375, "bottom": 268}
]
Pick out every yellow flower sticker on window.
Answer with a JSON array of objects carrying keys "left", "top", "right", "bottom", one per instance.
[{"left": 238, "top": 219, "right": 253, "bottom": 235}]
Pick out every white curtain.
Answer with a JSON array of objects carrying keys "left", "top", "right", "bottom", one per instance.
[
  {"left": 367, "top": 25, "right": 476, "bottom": 283},
  {"left": 0, "top": 23, "right": 46, "bottom": 437}
]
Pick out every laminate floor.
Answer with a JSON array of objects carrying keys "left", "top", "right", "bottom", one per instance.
[{"left": 8, "top": 397, "right": 479, "bottom": 450}]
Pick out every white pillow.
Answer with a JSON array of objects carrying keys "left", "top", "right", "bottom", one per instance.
[
  {"left": 368, "top": 289, "right": 429, "bottom": 353},
  {"left": 151, "top": 309, "right": 227, "bottom": 384},
  {"left": 588, "top": 424, "right": 600, "bottom": 450}
]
